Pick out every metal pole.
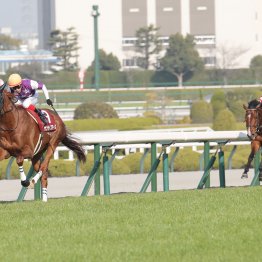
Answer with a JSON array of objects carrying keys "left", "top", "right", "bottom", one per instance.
[
  {"left": 94, "top": 144, "right": 101, "bottom": 195},
  {"left": 151, "top": 142, "right": 157, "bottom": 192},
  {"left": 163, "top": 151, "right": 169, "bottom": 192},
  {"left": 34, "top": 180, "right": 42, "bottom": 200},
  {"left": 103, "top": 151, "right": 110, "bottom": 195},
  {"left": 251, "top": 149, "right": 261, "bottom": 186},
  {"left": 92, "top": 5, "right": 100, "bottom": 91},
  {"left": 140, "top": 148, "right": 149, "bottom": 174},
  {"left": 204, "top": 141, "right": 210, "bottom": 188},
  {"left": 218, "top": 148, "right": 226, "bottom": 188}
]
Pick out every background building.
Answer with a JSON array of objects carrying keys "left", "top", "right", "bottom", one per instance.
[
  {"left": 53, "top": 0, "right": 262, "bottom": 70},
  {"left": 0, "top": 0, "right": 262, "bottom": 71}
]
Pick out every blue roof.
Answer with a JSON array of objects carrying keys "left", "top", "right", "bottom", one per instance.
[
  {"left": 0, "top": 49, "right": 58, "bottom": 63},
  {"left": 0, "top": 49, "right": 54, "bottom": 55}
]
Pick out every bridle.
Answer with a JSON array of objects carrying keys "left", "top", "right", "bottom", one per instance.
[
  {"left": 0, "top": 84, "right": 19, "bottom": 131},
  {"left": 245, "top": 108, "right": 262, "bottom": 140}
]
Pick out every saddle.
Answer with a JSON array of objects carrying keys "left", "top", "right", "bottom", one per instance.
[{"left": 26, "top": 109, "right": 57, "bottom": 132}]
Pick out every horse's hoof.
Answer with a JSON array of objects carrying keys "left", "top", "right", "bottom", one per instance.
[
  {"left": 241, "top": 173, "right": 248, "bottom": 179},
  {"left": 21, "top": 180, "right": 30, "bottom": 187},
  {"left": 42, "top": 195, "right": 48, "bottom": 202}
]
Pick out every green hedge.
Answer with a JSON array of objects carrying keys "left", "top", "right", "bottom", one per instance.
[{"left": 65, "top": 117, "right": 161, "bottom": 131}]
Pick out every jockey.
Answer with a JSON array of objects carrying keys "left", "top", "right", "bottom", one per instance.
[
  {"left": 7, "top": 73, "right": 53, "bottom": 125},
  {"left": 257, "top": 97, "right": 262, "bottom": 108}
]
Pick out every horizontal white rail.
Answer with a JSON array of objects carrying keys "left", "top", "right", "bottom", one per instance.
[
  {"left": 53, "top": 130, "right": 250, "bottom": 160},
  {"left": 73, "top": 130, "right": 249, "bottom": 145}
]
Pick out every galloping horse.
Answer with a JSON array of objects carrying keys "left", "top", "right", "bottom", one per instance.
[
  {"left": 0, "top": 84, "right": 86, "bottom": 201},
  {"left": 242, "top": 99, "right": 262, "bottom": 181}
]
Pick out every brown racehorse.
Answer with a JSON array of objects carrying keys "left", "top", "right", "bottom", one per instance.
[
  {"left": 242, "top": 99, "right": 262, "bottom": 181},
  {"left": 0, "top": 84, "right": 86, "bottom": 201}
]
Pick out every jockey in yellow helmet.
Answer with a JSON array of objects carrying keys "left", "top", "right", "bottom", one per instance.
[{"left": 7, "top": 73, "right": 53, "bottom": 125}]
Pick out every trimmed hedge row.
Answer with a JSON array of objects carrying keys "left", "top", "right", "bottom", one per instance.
[{"left": 65, "top": 117, "right": 162, "bottom": 131}]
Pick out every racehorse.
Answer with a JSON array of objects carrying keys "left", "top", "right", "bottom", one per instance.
[
  {"left": 242, "top": 99, "right": 262, "bottom": 182},
  {"left": 0, "top": 84, "right": 86, "bottom": 201}
]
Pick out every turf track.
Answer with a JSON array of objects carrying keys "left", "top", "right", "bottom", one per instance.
[{"left": 0, "top": 187, "right": 261, "bottom": 261}]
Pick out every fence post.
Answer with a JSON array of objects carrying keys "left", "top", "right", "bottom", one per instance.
[
  {"left": 169, "top": 147, "right": 179, "bottom": 172},
  {"left": 94, "top": 144, "right": 101, "bottom": 195},
  {"left": 251, "top": 149, "right": 261, "bottom": 186},
  {"left": 103, "top": 148, "right": 110, "bottom": 195},
  {"left": 17, "top": 165, "right": 35, "bottom": 202},
  {"left": 151, "top": 142, "right": 157, "bottom": 192},
  {"left": 227, "top": 145, "right": 237, "bottom": 169},
  {"left": 218, "top": 146, "right": 226, "bottom": 188},
  {"left": 140, "top": 148, "right": 149, "bottom": 174},
  {"left": 204, "top": 141, "right": 210, "bottom": 188},
  {"left": 34, "top": 180, "right": 42, "bottom": 200},
  {"left": 5, "top": 157, "right": 15, "bottom": 179},
  {"left": 163, "top": 148, "right": 169, "bottom": 192},
  {"left": 81, "top": 153, "right": 102, "bottom": 196}
]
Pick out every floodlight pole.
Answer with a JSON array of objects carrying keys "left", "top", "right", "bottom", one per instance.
[{"left": 92, "top": 5, "right": 100, "bottom": 91}]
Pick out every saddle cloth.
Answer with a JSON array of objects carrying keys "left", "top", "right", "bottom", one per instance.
[{"left": 26, "top": 109, "right": 57, "bottom": 132}]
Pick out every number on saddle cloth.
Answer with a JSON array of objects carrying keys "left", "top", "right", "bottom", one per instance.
[{"left": 26, "top": 109, "right": 57, "bottom": 132}]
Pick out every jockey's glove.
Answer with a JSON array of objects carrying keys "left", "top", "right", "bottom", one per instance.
[{"left": 46, "top": 99, "right": 53, "bottom": 106}]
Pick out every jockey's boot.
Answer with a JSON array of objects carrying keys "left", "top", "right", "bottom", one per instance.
[{"left": 35, "top": 108, "right": 48, "bottom": 125}]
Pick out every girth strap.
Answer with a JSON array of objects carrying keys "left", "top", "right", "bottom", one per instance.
[{"left": 33, "top": 133, "right": 43, "bottom": 156}]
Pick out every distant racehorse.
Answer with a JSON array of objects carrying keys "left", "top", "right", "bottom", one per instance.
[
  {"left": 242, "top": 99, "right": 262, "bottom": 182},
  {"left": 0, "top": 84, "right": 86, "bottom": 201}
]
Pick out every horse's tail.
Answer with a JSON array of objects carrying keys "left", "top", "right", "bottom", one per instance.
[{"left": 62, "top": 132, "right": 86, "bottom": 163}]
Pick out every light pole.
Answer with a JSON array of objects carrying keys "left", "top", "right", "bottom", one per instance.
[{"left": 92, "top": 5, "right": 100, "bottom": 91}]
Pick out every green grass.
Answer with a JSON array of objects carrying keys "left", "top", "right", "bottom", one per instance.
[{"left": 0, "top": 187, "right": 262, "bottom": 261}]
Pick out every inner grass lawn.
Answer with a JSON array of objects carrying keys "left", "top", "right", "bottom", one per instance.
[{"left": 0, "top": 187, "right": 261, "bottom": 262}]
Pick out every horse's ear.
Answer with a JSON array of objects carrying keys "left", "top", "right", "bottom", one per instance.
[{"left": 243, "top": 104, "right": 247, "bottom": 110}]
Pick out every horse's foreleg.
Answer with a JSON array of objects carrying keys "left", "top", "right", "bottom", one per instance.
[
  {"left": 16, "top": 156, "right": 30, "bottom": 187},
  {"left": 241, "top": 151, "right": 255, "bottom": 179}
]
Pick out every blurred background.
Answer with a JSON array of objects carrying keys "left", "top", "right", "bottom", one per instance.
[{"left": 0, "top": 0, "right": 261, "bottom": 128}]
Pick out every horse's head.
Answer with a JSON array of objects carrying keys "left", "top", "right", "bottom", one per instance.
[
  {"left": 0, "top": 83, "right": 16, "bottom": 114},
  {"left": 244, "top": 99, "right": 262, "bottom": 140}
]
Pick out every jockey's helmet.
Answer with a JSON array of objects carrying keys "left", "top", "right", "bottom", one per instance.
[{"left": 8, "top": 73, "right": 22, "bottom": 87}]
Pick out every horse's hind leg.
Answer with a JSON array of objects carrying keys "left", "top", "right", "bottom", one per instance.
[
  {"left": 31, "top": 144, "right": 57, "bottom": 201},
  {"left": 31, "top": 157, "right": 48, "bottom": 202},
  {"left": 41, "top": 171, "right": 48, "bottom": 202}
]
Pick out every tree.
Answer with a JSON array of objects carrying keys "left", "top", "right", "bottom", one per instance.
[
  {"left": 216, "top": 43, "right": 248, "bottom": 85},
  {"left": 0, "top": 34, "right": 21, "bottom": 50},
  {"left": 135, "top": 24, "right": 162, "bottom": 70},
  {"left": 190, "top": 100, "right": 213, "bottom": 123},
  {"left": 88, "top": 49, "right": 121, "bottom": 71},
  {"left": 49, "top": 27, "right": 80, "bottom": 71},
  {"left": 210, "top": 90, "right": 227, "bottom": 119},
  {"left": 160, "top": 33, "right": 204, "bottom": 87},
  {"left": 250, "top": 55, "right": 262, "bottom": 83},
  {"left": 212, "top": 109, "right": 237, "bottom": 131}
]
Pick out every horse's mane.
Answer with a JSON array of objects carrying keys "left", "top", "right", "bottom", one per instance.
[{"left": 248, "top": 99, "right": 260, "bottom": 109}]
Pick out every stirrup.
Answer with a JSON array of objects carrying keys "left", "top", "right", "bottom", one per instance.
[{"left": 38, "top": 112, "right": 48, "bottom": 125}]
